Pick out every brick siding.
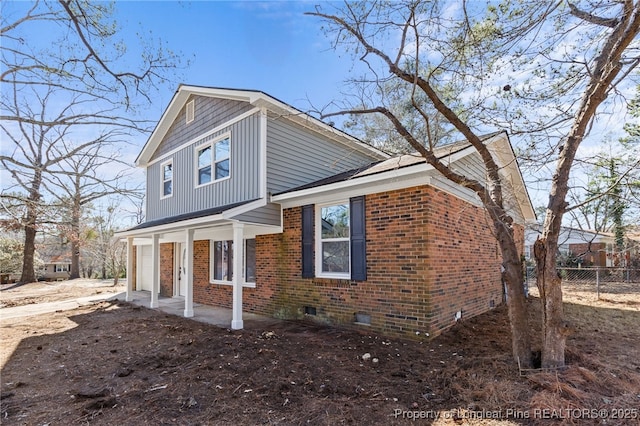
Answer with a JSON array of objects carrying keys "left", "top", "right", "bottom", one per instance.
[
  {"left": 159, "top": 243, "right": 174, "bottom": 297},
  {"left": 178, "top": 184, "right": 524, "bottom": 340}
]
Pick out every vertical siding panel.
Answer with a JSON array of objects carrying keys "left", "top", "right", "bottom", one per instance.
[
  {"left": 266, "top": 118, "right": 378, "bottom": 194},
  {"left": 145, "top": 113, "right": 261, "bottom": 221},
  {"left": 150, "top": 96, "right": 255, "bottom": 162}
]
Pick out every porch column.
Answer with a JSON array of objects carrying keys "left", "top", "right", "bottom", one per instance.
[
  {"left": 125, "top": 236, "right": 134, "bottom": 302},
  {"left": 231, "top": 223, "right": 244, "bottom": 330},
  {"left": 184, "top": 228, "right": 194, "bottom": 318},
  {"left": 150, "top": 233, "right": 160, "bottom": 309}
]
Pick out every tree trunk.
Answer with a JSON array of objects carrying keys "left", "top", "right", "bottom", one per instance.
[
  {"left": 497, "top": 225, "right": 533, "bottom": 369},
  {"left": 69, "top": 182, "right": 82, "bottom": 279},
  {"left": 70, "top": 238, "right": 81, "bottom": 279},
  {"left": 21, "top": 224, "right": 37, "bottom": 283},
  {"left": 534, "top": 237, "right": 567, "bottom": 368},
  {"left": 20, "top": 173, "right": 42, "bottom": 283}
]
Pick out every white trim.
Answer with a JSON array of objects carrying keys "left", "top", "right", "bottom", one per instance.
[
  {"left": 194, "top": 132, "right": 232, "bottom": 188},
  {"left": 115, "top": 199, "right": 273, "bottom": 238},
  {"left": 209, "top": 239, "right": 233, "bottom": 283},
  {"left": 186, "top": 99, "right": 195, "bottom": 124},
  {"left": 136, "top": 85, "right": 386, "bottom": 166},
  {"left": 259, "top": 108, "right": 268, "bottom": 199},
  {"left": 160, "top": 159, "right": 173, "bottom": 199},
  {"left": 184, "top": 229, "right": 194, "bottom": 317},
  {"left": 150, "top": 234, "right": 160, "bottom": 309},
  {"left": 208, "top": 237, "right": 257, "bottom": 288},
  {"left": 244, "top": 238, "right": 257, "bottom": 285},
  {"left": 145, "top": 108, "right": 260, "bottom": 167},
  {"left": 211, "top": 281, "right": 256, "bottom": 289},
  {"left": 173, "top": 242, "right": 182, "bottom": 296},
  {"left": 271, "top": 133, "right": 535, "bottom": 226},
  {"left": 231, "top": 222, "right": 245, "bottom": 329},
  {"left": 315, "top": 201, "right": 351, "bottom": 280},
  {"left": 273, "top": 165, "right": 436, "bottom": 208}
]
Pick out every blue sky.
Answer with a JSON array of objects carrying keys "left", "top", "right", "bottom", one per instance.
[
  {"left": 114, "top": 1, "right": 353, "bottom": 121},
  {"left": 2, "top": 1, "right": 636, "bottom": 223}
]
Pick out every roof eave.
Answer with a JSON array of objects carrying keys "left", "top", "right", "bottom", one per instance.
[{"left": 135, "top": 85, "right": 389, "bottom": 167}]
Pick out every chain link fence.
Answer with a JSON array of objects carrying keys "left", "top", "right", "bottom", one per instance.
[{"left": 525, "top": 266, "right": 640, "bottom": 300}]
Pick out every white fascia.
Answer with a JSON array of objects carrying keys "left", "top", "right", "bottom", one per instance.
[
  {"left": 272, "top": 163, "right": 435, "bottom": 209},
  {"left": 271, "top": 144, "right": 479, "bottom": 208}
]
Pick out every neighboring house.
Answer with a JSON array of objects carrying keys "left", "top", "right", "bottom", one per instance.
[
  {"left": 524, "top": 225, "right": 640, "bottom": 267},
  {"left": 39, "top": 254, "right": 72, "bottom": 281},
  {"left": 118, "top": 85, "right": 535, "bottom": 339}
]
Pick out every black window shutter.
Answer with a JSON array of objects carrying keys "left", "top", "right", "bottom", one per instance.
[
  {"left": 350, "top": 196, "right": 367, "bottom": 281},
  {"left": 301, "top": 205, "right": 314, "bottom": 278}
]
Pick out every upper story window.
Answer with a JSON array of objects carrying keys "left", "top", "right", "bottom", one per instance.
[
  {"left": 186, "top": 100, "right": 195, "bottom": 124},
  {"left": 161, "top": 160, "right": 173, "bottom": 198},
  {"left": 316, "top": 202, "right": 350, "bottom": 278},
  {"left": 196, "top": 134, "right": 230, "bottom": 186}
]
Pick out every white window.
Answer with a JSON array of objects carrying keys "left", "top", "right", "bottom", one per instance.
[
  {"left": 316, "top": 202, "right": 350, "bottom": 278},
  {"left": 210, "top": 238, "right": 256, "bottom": 286},
  {"left": 186, "top": 100, "right": 195, "bottom": 124},
  {"left": 196, "top": 135, "right": 230, "bottom": 186},
  {"left": 161, "top": 160, "right": 173, "bottom": 198},
  {"left": 245, "top": 239, "right": 256, "bottom": 283},
  {"left": 212, "top": 240, "right": 233, "bottom": 282},
  {"left": 55, "top": 264, "right": 69, "bottom": 272}
]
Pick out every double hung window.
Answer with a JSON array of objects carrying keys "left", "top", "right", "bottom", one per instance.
[
  {"left": 161, "top": 161, "right": 173, "bottom": 197},
  {"left": 211, "top": 238, "right": 256, "bottom": 285},
  {"left": 197, "top": 135, "right": 230, "bottom": 186},
  {"left": 317, "top": 203, "right": 350, "bottom": 277}
]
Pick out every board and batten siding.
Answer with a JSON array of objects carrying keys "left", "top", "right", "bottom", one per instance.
[
  {"left": 146, "top": 113, "right": 261, "bottom": 221},
  {"left": 149, "top": 95, "right": 256, "bottom": 162},
  {"left": 266, "top": 117, "right": 378, "bottom": 195}
]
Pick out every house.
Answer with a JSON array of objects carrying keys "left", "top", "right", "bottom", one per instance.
[
  {"left": 39, "top": 253, "right": 72, "bottom": 281},
  {"left": 524, "top": 225, "right": 640, "bottom": 267},
  {"left": 118, "top": 85, "right": 535, "bottom": 339}
]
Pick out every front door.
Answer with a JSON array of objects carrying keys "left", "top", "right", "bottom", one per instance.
[{"left": 175, "top": 243, "right": 187, "bottom": 296}]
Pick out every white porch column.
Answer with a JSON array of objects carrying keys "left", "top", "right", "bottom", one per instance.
[
  {"left": 231, "top": 223, "right": 244, "bottom": 330},
  {"left": 150, "top": 233, "right": 160, "bottom": 309},
  {"left": 184, "top": 228, "right": 194, "bottom": 318},
  {"left": 125, "top": 237, "right": 134, "bottom": 302}
]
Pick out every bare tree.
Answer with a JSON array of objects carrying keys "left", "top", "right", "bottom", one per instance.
[
  {"left": 83, "top": 203, "right": 127, "bottom": 282},
  {"left": 47, "top": 143, "right": 142, "bottom": 279},
  {"left": 1, "top": 0, "right": 184, "bottom": 111},
  {"left": 308, "top": 0, "right": 640, "bottom": 368},
  {"left": 0, "top": 85, "right": 118, "bottom": 282},
  {"left": 1, "top": 0, "right": 184, "bottom": 282}
]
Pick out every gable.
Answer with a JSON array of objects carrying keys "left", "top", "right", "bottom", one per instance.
[
  {"left": 149, "top": 95, "right": 255, "bottom": 163},
  {"left": 136, "top": 85, "right": 387, "bottom": 167}
]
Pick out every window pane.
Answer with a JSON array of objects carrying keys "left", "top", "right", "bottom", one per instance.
[
  {"left": 215, "top": 138, "right": 229, "bottom": 160},
  {"left": 322, "top": 241, "right": 349, "bottom": 273},
  {"left": 199, "top": 165, "right": 211, "bottom": 185},
  {"left": 321, "top": 204, "right": 349, "bottom": 238},
  {"left": 163, "top": 163, "right": 172, "bottom": 180},
  {"left": 213, "top": 241, "right": 222, "bottom": 281},
  {"left": 245, "top": 239, "right": 256, "bottom": 282},
  {"left": 198, "top": 146, "right": 211, "bottom": 168},
  {"left": 213, "top": 240, "right": 233, "bottom": 281},
  {"left": 163, "top": 180, "right": 172, "bottom": 196},
  {"left": 215, "top": 159, "right": 229, "bottom": 179}
]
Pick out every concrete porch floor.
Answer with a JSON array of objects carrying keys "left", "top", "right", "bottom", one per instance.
[{"left": 114, "top": 291, "right": 282, "bottom": 330}]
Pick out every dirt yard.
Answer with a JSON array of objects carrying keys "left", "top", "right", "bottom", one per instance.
[{"left": 1, "top": 279, "right": 639, "bottom": 425}]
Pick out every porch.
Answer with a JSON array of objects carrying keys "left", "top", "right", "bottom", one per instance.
[{"left": 120, "top": 291, "right": 281, "bottom": 329}]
